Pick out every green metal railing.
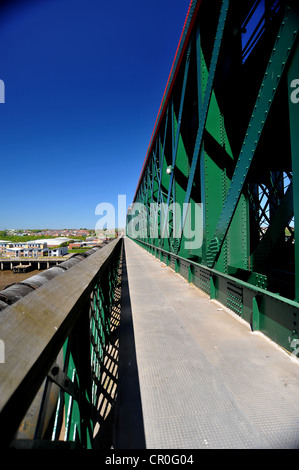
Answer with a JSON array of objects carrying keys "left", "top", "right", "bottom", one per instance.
[
  {"left": 132, "top": 238, "right": 299, "bottom": 358},
  {"left": 0, "top": 237, "right": 123, "bottom": 449}
]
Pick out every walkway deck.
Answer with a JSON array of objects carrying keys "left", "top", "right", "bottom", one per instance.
[{"left": 114, "top": 238, "right": 299, "bottom": 449}]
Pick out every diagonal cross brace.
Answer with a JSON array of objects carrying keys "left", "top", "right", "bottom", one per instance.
[
  {"left": 161, "top": 43, "right": 192, "bottom": 238},
  {"left": 175, "top": 0, "right": 230, "bottom": 252},
  {"left": 252, "top": 181, "right": 294, "bottom": 269},
  {"left": 151, "top": 109, "right": 169, "bottom": 239},
  {"left": 206, "top": 4, "right": 298, "bottom": 268}
]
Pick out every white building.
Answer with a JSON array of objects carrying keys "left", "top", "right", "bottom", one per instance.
[
  {"left": 49, "top": 246, "right": 68, "bottom": 257},
  {"left": 5, "top": 243, "right": 48, "bottom": 258},
  {"left": 33, "top": 237, "right": 71, "bottom": 247},
  {"left": 31, "top": 238, "right": 70, "bottom": 256},
  {"left": 1, "top": 239, "right": 69, "bottom": 258}
]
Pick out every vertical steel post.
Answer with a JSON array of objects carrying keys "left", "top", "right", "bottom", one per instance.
[{"left": 252, "top": 295, "right": 261, "bottom": 331}]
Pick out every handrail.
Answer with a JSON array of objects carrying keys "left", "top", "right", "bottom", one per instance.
[
  {"left": 0, "top": 237, "right": 123, "bottom": 448},
  {"left": 131, "top": 237, "right": 299, "bottom": 356},
  {"left": 132, "top": 238, "right": 299, "bottom": 308}
]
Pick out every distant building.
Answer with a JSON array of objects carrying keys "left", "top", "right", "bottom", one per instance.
[
  {"left": 49, "top": 246, "right": 68, "bottom": 257},
  {"left": 33, "top": 237, "right": 71, "bottom": 247},
  {"left": 69, "top": 240, "right": 103, "bottom": 250},
  {"left": 69, "top": 243, "right": 83, "bottom": 249},
  {"left": 0, "top": 241, "right": 12, "bottom": 253},
  {"left": 0, "top": 239, "right": 69, "bottom": 257},
  {"left": 5, "top": 242, "right": 48, "bottom": 258}
]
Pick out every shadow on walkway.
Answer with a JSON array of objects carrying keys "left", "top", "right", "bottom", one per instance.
[{"left": 112, "top": 244, "right": 146, "bottom": 449}]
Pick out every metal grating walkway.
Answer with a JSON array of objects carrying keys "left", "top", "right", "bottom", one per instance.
[{"left": 114, "top": 238, "right": 299, "bottom": 449}]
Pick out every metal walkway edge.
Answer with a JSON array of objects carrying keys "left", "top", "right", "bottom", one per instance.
[{"left": 114, "top": 237, "right": 299, "bottom": 449}]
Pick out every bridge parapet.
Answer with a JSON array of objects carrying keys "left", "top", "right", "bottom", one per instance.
[{"left": 0, "top": 237, "right": 123, "bottom": 449}]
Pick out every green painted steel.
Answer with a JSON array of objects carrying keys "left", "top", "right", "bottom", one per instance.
[
  {"left": 54, "top": 244, "right": 122, "bottom": 448},
  {"left": 127, "top": 0, "right": 299, "bottom": 354},
  {"left": 207, "top": 3, "right": 299, "bottom": 268}
]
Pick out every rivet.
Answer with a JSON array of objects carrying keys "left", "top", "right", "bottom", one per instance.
[{"left": 51, "top": 366, "right": 59, "bottom": 376}]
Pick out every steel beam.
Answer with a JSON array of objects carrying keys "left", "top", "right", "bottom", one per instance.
[
  {"left": 206, "top": 3, "right": 299, "bottom": 267},
  {"left": 176, "top": 0, "right": 230, "bottom": 254}
]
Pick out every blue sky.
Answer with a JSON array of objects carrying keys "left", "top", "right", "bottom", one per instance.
[{"left": 0, "top": 0, "right": 190, "bottom": 230}]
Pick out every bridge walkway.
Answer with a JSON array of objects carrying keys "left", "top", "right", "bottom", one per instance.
[{"left": 114, "top": 237, "right": 299, "bottom": 449}]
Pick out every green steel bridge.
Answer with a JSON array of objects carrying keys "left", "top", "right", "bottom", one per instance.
[{"left": 1, "top": 0, "right": 299, "bottom": 450}]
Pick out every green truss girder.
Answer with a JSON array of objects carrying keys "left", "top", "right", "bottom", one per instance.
[
  {"left": 162, "top": 43, "right": 191, "bottom": 231},
  {"left": 177, "top": 0, "right": 230, "bottom": 254},
  {"left": 128, "top": 0, "right": 299, "bottom": 309},
  {"left": 207, "top": 3, "right": 299, "bottom": 268}
]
